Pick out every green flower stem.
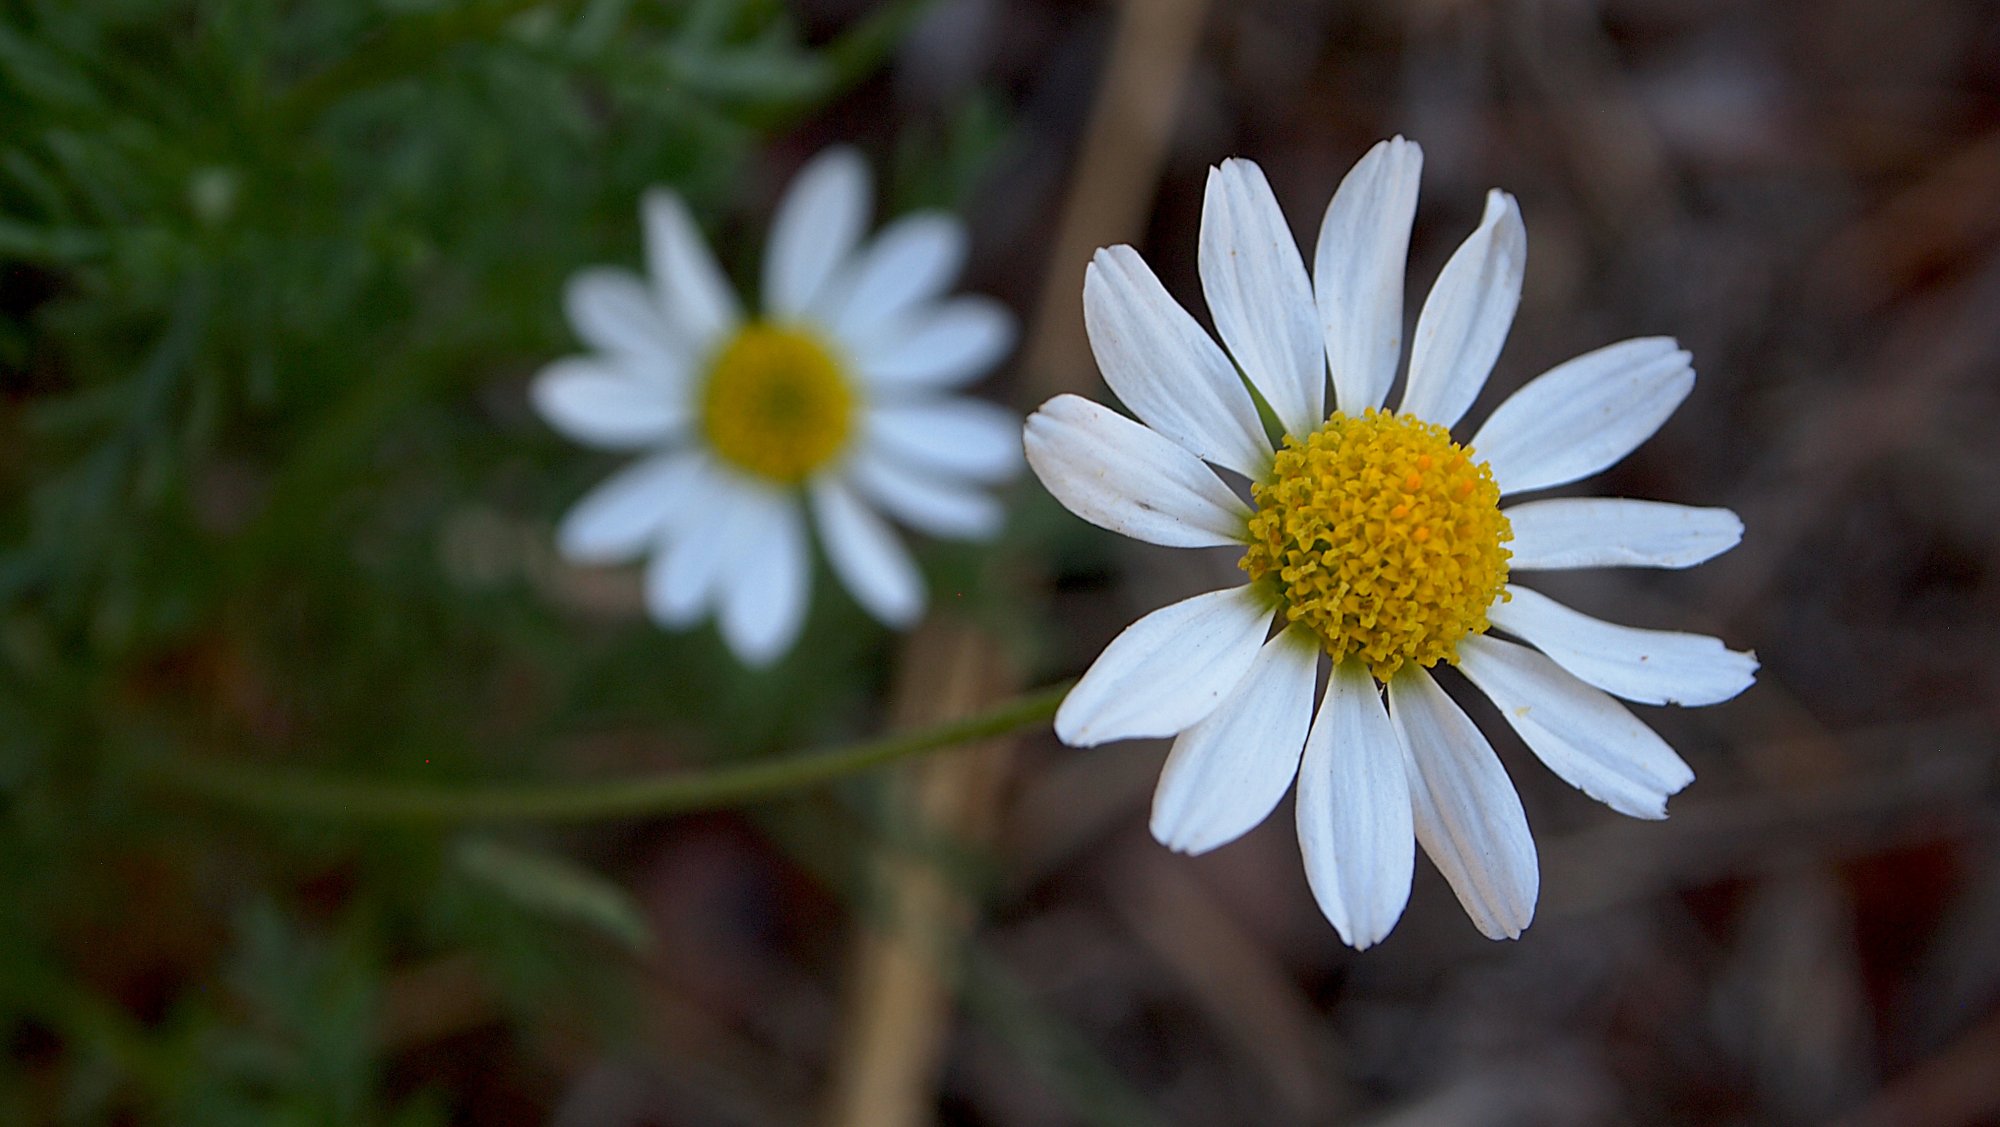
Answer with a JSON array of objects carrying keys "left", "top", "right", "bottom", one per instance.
[{"left": 142, "top": 681, "right": 1071, "bottom": 825}]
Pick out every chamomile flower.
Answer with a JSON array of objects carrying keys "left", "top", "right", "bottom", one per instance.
[
  {"left": 1024, "top": 138, "right": 1756, "bottom": 947},
  {"left": 535, "top": 148, "right": 1021, "bottom": 666}
]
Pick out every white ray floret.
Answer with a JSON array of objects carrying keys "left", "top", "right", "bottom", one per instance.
[
  {"left": 1054, "top": 585, "right": 1277, "bottom": 747},
  {"left": 1488, "top": 585, "right": 1757, "bottom": 707},
  {"left": 1503, "top": 498, "right": 1743, "bottom": 571},
  {"left": 1023, "top": 395, "right": 1252, "bottom": 548},
  {"left": 1199, "top": 159, "right": 1326, "bottom": 438},
  {"left": 1401, "top": 190, "right": 1526, "bottom": 429},
  {"left": 1316, "top": 135, "right": 1422, "bottom": 417},
  {"left": 1456, "top": 634, "right": 1694, "bottom": 820},
  {"left": 1471, "top": 337, "right": 1695, "bottom": 495},
  {"left": 1393, "top": 667, "right": 1541, "bottom": 940},
  {"left": 1151, "top": 626, "right": 1321, "bottom": 855},
  {"left": 1084, "top": 246, "right": 1272, "bottom": 477},
  {"left": 1297, "top": 659, "right": 1414, "bottom": 949}
]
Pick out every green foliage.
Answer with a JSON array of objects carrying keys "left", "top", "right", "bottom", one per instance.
[{"left": 0, "top": 0, "right": 963, "bottom": 1119}]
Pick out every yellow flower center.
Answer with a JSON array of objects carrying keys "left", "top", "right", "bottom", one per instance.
[
  {"left": 700, "top": 324, "right": 855, "bottom": 484},
  {"left": 1241, "top": 409, "right": 1512, "bottom": 680}
]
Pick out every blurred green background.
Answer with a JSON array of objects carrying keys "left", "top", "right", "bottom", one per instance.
[{"left": 0, "top": 1, "right": 1041, "bottom": 1120}]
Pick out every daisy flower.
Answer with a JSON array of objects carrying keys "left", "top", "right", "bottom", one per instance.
[
  {"left": 534, "top": 147, "right": 1021, "bottom": 666},
  {"left": 1024, "top": 138, "right": 1756, "bottom": 947}
]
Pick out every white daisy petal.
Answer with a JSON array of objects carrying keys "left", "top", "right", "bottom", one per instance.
[
  {"left": 716, "top": 491, "right": 811, "bottom": 666},
  {"left": 850, "top": 296, "right": 1015, "bottom": 392},
  {"left": 1490, "top": 585, "right": 1758, "bottom": 706},
  {"left": 1297, "top": 659, "right": 1415, "bottom": 949},
  {"left": 531, "top": 358, "right": 688, "bottom": 449},
  {"left": 809, "top": 478, "right": 924, "bottom": 628},
  {"left": 1400, "top": 190, "right": 1526, "bottom": 429},
  {"left": 555, "top": 450, "right": 704, "bottom": 564},
  {"left": 1198, "top": 159, "right": 1326, "bottom": 437},
  {"left": 1316, "top": 136, "right": 1423, "bottom": 416},
  {"left": 1390, "top": 667, "right": 1539, "bottom": 941},
  {"left": 1471, "top": 338, "right": 1695, "bottom": 496},
  {"left": 563, "top": 267, "right": 684, "bottom": 367},
  {"left": 645, "top": 536, "right": 717, "bottom": 627},
  {"left": 1023, "top": 395, "right": 1250, "bottom": 549},
  {"left": 1505, "top": 498, "right": 1743, "bottom": 570},
  {"left": 643, "top": 469, "right": 739, "bottom": 626},
  {"left": 1055, "top": 585, "right": 1275, "bottom": 747},
  {"left": 1458, "top": 634, "right": 1694, "bottom": 820},
  {"left": 642, "top": 188, "right": 741, "bottom": 347},
  {"left": 1150, "top": 626, "right": 1319, "bottom": 855},
  {"left": 764, "top": 146, "right": 871, "bottom": 320},
  {"left": 864, "top": 399, "right": 1023, "bottom": 484},
  {"left": 1083, "top": 245, "right": 1271, "bottom": 478},
  {"left": 824, "top": 212, "right": 966, "bottom": 338},
  {"left": 848, "top": 447, "right": 1005, "bottom": 541}
]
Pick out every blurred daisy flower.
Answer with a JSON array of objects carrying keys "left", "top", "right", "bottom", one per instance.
[
  {"left": 535, "top": 148, "right": 1020, "bottom": 666},
  {"left": 1025, "top": 138, "right": 1756, "bottom": 947}
]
